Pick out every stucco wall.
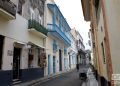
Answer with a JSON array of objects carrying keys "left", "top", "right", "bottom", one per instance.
[
  {"left": 44, "top": 0, "right": 53, "bottom": 27},
  {"left": 2, "top": 37, "right": 14, "bottom": 70},
  {"left": 45, "top": 36, "right": 67, "bottom": 75},
  {"left": 104, "top": 0, "right": 120, "bottom": 73},
  {"left": 97, "top": 4, "right": 108, "bottom": 80},
  {"left": 0, "top": 14, "right": 45, "bottom": 47},
  {"left": 0, "top": 14, "right": 28, "bottom": 43}
]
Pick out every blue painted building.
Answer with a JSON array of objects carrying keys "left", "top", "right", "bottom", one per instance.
[
  {"left": 45, "top": 2, "right": 71, "bottom": 75},
  {"left": 47, "top": 4, "right": 71, "bottom": 46}
]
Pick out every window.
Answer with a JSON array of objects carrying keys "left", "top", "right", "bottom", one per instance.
[
  {"left": 38, "top": 49, "right": 46, "bottom": 68},
  {"left": 64, "top": 48, "right": 67, "bottom": 55},
  {"left": 53, "top": 40, "right": 57, "bottom": 53},
  {"left": 88, "top": 32, "right": 90, "bottom": 38},
  {"left": 17, "top": 0, "right": 22, "bottom": 15},
  {"left": 30, "top": 8, "right": 35, "bottom": 19},
  {"left": 88, "top": 40, "right": 91, "bottom": 46},
  {"left": 28, "top": 48, "right": 34, "bottom": 68},
  {"left": 38, "top": 15, "right": 42, "bottom": 24},
  {"left": 101, "top": 42, "right": 106, "bottom": 64},
  {"left": 101, "top": 26, "right": 103, "bottom": 32}
]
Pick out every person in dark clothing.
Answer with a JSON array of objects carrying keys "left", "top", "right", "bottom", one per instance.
[{"left": 76, "top": 64, "right": 79, "bottom": 72}]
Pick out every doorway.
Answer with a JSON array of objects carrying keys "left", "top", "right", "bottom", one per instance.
[
  {"left": 0, "top": 35, "right": 4, "bottom": 69},
  {"left": 48, "top": 55, "right": 51, "bottom": 75},
  {"left": 59, "top": 50, "right": 62, "bottom": 71},
  {"left": 69, "top": 55, "right": 71, "bottom": 69},
  {"left": 13, "top": 47, "right": 21, "bottom": 80},
  {"left": 53, "top": 56, "right": 56, "bottom": 73}
]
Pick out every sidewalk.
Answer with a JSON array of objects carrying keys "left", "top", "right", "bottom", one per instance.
[{"left": 14, "top": 69, "right": 74, "bottom": 86}]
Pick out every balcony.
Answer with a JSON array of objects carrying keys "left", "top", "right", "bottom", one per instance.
[
  {"left": 47, "top": 24, "right": 71, "bottom": 46},
  {"left": 28, "top": 19, "right": 48, "bottom": 38},
  {"left": 0, "top": 0, "right": 16, "bottom": 20}
]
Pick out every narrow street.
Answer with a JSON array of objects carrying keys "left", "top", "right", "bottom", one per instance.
[
  {"left": 32, "top": 65, "right": 98, "bottom": 86},
  {"left": 39, "top": 70, "right": 80, "bottom": 86}
]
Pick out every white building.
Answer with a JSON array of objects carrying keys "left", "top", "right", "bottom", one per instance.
[
  {"left": 68, "top": 33, "right": 78, "bottom": 69},
  {"left": 71, "top": 28, "right": 86, "bottom": 65},
  {"left": 0, "top": 0, "right": 47, "bottom": 85}
]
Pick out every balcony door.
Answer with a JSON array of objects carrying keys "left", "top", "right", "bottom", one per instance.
[{"left": 59, "top": 49, "right": 62, "bottom": 71}]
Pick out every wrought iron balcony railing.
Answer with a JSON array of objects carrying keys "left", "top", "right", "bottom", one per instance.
[
  {"left": 0, "top": 0, "right": 16, "bottom": 18},
  {"left": 28, "top": 19, "right": 48, "bottom": 36}
]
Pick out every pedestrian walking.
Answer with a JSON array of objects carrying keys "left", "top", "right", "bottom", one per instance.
[{"left": 76, "top": 63, "right": 79, "bottom": 72}]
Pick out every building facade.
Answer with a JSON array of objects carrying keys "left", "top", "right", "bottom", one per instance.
[
  {"left": 68, "top": 33, "right": 78, "bottom": 70},
  {"left": 81, "top": 0, "right": 120, "bottom": 86},
  {"left": 0, "top": 0, "right": 80, "bottom": 85},
  {"left": 0, "top": 0, "right": 47, "bottom": 85},
  {"left": 71, "top": 29, "right": 86, "bottom": 65},
  {"left": 44, "top": 0, "right": 71, "bottom": 76}
]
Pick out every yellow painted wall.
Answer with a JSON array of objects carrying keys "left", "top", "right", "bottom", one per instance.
[
  {"left": 104, "top": 0, "right": 120, "bottom": 74},
  {"left": 97, "top": 4, "right": 109, "bottom": 80}
]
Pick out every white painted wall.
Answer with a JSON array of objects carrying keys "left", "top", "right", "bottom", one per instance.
[
  {"left": 2, "top": 37, "right": 14, "bottom": 70},
  {"left": 45, "top": 35, "right": 67, "bottom": 75},
  {"left": 0, "top": 14, "right": 46, "bottom": 70},
  {"left": 0, "top": 14, "right": 45, "bottom": 47},
  {"left": 0, "top": 14, "right": 28, "bottom": 43},
  {"left": 44, "top": 0, "right": 54, "bottom": 27}
]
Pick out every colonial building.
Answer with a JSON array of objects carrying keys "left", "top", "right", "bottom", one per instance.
[
  {"left": 81, "top": 0, "right": 120, "bottom": 86},
  {"left": 71, "top": 29, "right": 86, "bottom": 65},
  {"left": 0, "top": 0, "right": 47, "bottom": 85},
  {"left": 44, "top": 0, "right": 71, "bottom": 75},
  {"left": 68, "top": 33, "right": 78, "bottom": 70}
]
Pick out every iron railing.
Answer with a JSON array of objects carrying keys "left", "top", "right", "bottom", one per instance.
[
  {"left": 28, "top": 19, "right": 48, "bottom": 36},
  {"left": 0, "top": 0, "right": 16, "bottom": 17}
]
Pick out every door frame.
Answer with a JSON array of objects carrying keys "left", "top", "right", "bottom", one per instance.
[
  {"left": 0, "top": 35, "right": 4, "bottom": 69},
  {"left": 13, "top": 47, "right": 21, "bottom": 80},
  {"left": 48, "top": 55, "right": 51, "bottom": 75},
  {"left": 53, "top": 56, "right": 56, "bottom": 73},
  {"left": 59, "top": 49, "right": 62, "bottom": 71}
]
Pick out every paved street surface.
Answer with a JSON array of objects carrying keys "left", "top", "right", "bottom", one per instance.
[{"left": 33, "top": 65, "right": 98, "bottom": 86}]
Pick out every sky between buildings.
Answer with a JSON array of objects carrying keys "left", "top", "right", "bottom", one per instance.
[{"left": 54, "top": 0, "right": 91, "bottom": 50}]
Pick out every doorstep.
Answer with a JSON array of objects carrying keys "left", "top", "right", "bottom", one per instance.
[{"left": 14, "top": 69, "right": 74, "bottom": 86}]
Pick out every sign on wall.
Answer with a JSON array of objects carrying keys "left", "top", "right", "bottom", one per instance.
[{"left": 7, "top": 50, "right": 13, "bottom": 56}]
